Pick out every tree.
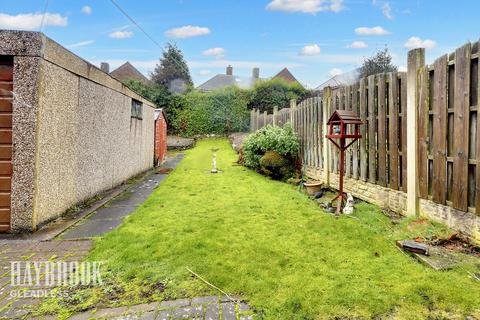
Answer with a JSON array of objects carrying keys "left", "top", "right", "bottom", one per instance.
[
  {"left": 151, "top": 43, "right": 193, "bottom": 93},
  {"left": 248, "top": 79, "right": 308, "bottom": 113},
  {"left": 360, "top": 48, "right": 397, "bottom": 78}
]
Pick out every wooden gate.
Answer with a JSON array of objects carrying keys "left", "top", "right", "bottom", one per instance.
[{"left": 0, "top": 56, "right": 13, "bottom": 232}]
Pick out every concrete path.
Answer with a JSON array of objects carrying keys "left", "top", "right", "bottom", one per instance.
[
  {"left": 66, "top": 296, "right": 253, "bottom": 320},
  {"left": 60, "top": 154, "right": 184, "bottom": 240}
]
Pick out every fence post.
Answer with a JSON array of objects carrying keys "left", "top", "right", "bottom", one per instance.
[
  {"left": 406, "top": 48, "right": 425, "bottom": 217},
  {"left": 323, "top": 87, "right": 332, "bottom": 186},
  {"left": 263, "top": 111, "right": 268, "bottom": 127},
  {"left": 250, "top": 108, "right": 256, "bottom": 132},
  {"left": 273, "top": 106, "right": 278, "bottom": 126},
  {"left": 256, "top": 109, "right": 261, "bottom": 130},
  {"left": 290, "top": 99, "right": 296, "bottom": 131}
]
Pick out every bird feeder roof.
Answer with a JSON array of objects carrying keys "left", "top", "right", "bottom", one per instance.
[{"left": 327, "top": 110, "right": 363, "bottom": 125}]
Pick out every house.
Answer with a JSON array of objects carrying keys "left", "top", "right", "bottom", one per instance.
[
  {"left": 197, "top": 66, "right": 261, "bottom": 91},
  {"left": 272, "top": 67, "right": 302, "bottom": 86},
  {"left": 154, "top": 109, "right": 167, "bottom": 165},
  {"left": 108, "top": 61, "right": 150, "bottom": 84},
  {"left": 0, "top": 30, "right": 157, "bottom": 233}
]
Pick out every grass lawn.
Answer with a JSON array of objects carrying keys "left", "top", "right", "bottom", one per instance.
[{"left": 40, "top": 138, "right": 480, "bottom": 319}]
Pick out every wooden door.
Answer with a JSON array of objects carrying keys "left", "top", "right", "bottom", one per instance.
[{"left": 0, "top": 57, "right": 13, "bottom": 232}]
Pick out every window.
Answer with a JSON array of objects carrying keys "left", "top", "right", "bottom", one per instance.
[{"left": 131, "top": 99, "right": 143, "bottom": 120}]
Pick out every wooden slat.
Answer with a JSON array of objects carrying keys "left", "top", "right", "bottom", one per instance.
[
  {"left": 345, "top": 85, "right": 352, "bottom": 178},
  {"left": 0, "top": 178, "right": 11, "bottom": 191},
  {"left": 378, "top": 74, "right": 387, "bottom": 186},
  {"left": 388, "top": 72, "right": 399, "bottom": 190},
  {"left": 0, "top": 209, "right": 10, "bottom": 223},
  {"left": 0, "top": 115, "right": 12, "bottom": 128},
  {"left": 432, "top": 55, "right": 448, "bottom": 204},
  {"left": 352, "top": 83, "right": 359, "bottom": 180},
  {"left": 0, "top": 193, "right": 10, "bottom": 206},
  {"left": 452, "top": 43, "right": 471, "bottom": 211},
  {"left": 400, "top": 73, "right": 408, "bottom": 192},
  {"left": 476, "top": 41, "right": 480, "bottom": 214},
  {"left": 417, "top": 66, "right": 429, "bottom": 199},
  {"left": 0, "top": 146, "right": 12, "bottom": 160},
  {"left": 0, "top": 162, "right": 12, "bottom": 175},
  {"left": 0, "top": 83, "right": 12, "bottom": 97},
  {"left": 0, "top": 65, "right": 13, "bottom": 81},
  {"left": 360, "top": 78, "right": 367, "bottom": 181},
  {"left": 368, "top": 75, "right": 376, "bottom": 183},
  {"left": 0, "top": 99, "right": 12, "bottom": 112}
]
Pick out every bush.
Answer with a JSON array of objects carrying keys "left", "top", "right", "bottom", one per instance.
[
  {"left": 177, "top": 87, "right": 250, "bottom": 137},
  {"left": 259, "top": 151, "right": 295, "bottom": 180},
  {"left": 243, "top": 124, "right": 299, "bottom": 179},
  {"left": 248, "top": 78, "right": 309, "bottom": 113}
]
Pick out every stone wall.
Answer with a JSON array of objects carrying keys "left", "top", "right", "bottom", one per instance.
[
  {"left": 305, "top": 166, "right": 408, "bottom": 214},
  {"left": 0, "top": 30, "right": 155, "bottom": 231},
  {"left": 305, "top": 166, "right": 480, "bottom": 243}
]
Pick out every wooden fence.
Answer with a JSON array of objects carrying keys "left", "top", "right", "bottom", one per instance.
[{"left": 250, "top": 41, "right": 480, "bottom": 240}]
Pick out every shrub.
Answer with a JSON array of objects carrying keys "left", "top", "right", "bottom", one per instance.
[
  {"left": 243, "top": 124, "right": 299, "bottom": 179},
  {"left": 177, "top": 87, "right": 250, "bottom": 137},
  {"left": 248, "top": 78, "right": 309, "bottom": 113},
  {"left": 259, "top": 151, "right": 295, "bottom": 180}
]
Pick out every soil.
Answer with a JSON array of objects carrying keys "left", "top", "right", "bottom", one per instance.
[{"left": 428, "top": 233, "right": 480, "bottom": 258}]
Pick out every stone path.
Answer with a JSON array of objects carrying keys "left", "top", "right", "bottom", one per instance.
[
  {"left": 67, "top": 296, "right": 253, "bottom": 320},
  {"left": 0, "top": 240, "right": 93, "bottom": 319},
  {"left": 61, "top": 154, "right": 185, "bottom": 239}
]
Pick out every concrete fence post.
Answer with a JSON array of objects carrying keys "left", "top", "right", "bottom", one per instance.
[
  {"left": 273, "top": 105, "right": 278, "bottom": 126},
  {"left": 250, "top": 108, "right": 256, "bottom": 132},
  {"left": 406, "top": 48, "right": 425, "bottom": 217},
  {"left": 290, "top": 99, "right": 297, "bottom": 131},
  {"left": 323, "top": 87, "right": 333, "bottom": 186}
]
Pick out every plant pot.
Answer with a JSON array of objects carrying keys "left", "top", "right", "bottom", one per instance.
[{"left": 303, "top": 181, "right": 323, "bottom": 195}]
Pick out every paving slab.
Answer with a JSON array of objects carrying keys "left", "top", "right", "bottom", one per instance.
[{"left": 61, "top": 154, "right": 184, "bottom": 240}]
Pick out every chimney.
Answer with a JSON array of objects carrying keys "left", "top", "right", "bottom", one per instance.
[
  {"left": 100, "top": 62, "right": 110, "bottom": 73},
  {"left": 226, "top": 65, "right": 233, "bottom": 76},
  {"left": 252, "top": 67, "right": 260, "bottom": 80}
]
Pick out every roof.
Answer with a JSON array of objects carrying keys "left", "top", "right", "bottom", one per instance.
[
  {"left": 154, "top": 108, "right": 165, "bottom": 121},
  {"left": 327, "top": 110, "right": 363, "bottom": 124},
  {"left": 110, "top": 62, "right": 149, "bottom": 84},
  {"left": 272, "top": 68, "right": 300, "bottom": 84},
  {"left": 197, "top": 74, "right": 261, "bottom": 91},
  {"left": 316, "top": 68, "right": 361, "bottom": 91}
]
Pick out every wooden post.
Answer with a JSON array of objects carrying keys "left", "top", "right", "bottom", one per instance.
[
  {"left": 290, "top": 99, "right": 296, "bottom": 130},
  {"left": 323, "top": 87, "right": 332, "bottom": 186},
  {"left": 263, "top": 111, "right": 268, "bottom": 127},
  {"left": 273, "top": 105, "right": 278, "bottom": 126},
  {"left": 407, "top": 48, "right": 425, "bottom": 217},
  {"left": 256, "top": 109, "right": 261, "bottom": 130},
  {"left": 250, "top": 109, "right": 256, "bottom": 132}
]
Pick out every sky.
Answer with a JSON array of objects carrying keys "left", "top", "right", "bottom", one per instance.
[{"left": 1, "top": 0, "right": 480, "bottom": 88}]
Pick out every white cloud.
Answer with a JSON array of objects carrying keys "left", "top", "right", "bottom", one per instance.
[
  {"left": 202, "top": 48, "right": 226, "bottom": 58},
  {"left": 67, "top": 40, "right": 94, "bottom": 48},
  {"left": 404, "top": 36, "right": 436, "bottom": 49},
  {"left": 300, "top": 44, "right": 321, "bottom": 56},
  {"left": 382, "top": 2, "right": 393, "bottom": 20},
  {"left": 329, "top": 68, "right": 343, "bottom": 77},
  {"left": 165, "top": 25, "right": 210, "bottom": 39},
  {"left": 81, "top": 6, "right": 92, "bottom": 15},
  {"left": 355, "top": 26, "right": 390, "bottom": 36},
  {"left": 198, "top": 70, "right": 212, "bottom": 76},
  {"left": 398, "top": 66, "right": 407, "bottom": 72},
  {"left": 0, "top": 12, "right": 67, "bottom": 30},
  {"left": 266, "top": 0, "right": 344, "bottom": 14},
  {"left": 347, "top": 41, "right": 368, "bottom": 49},
  {"left": 109, "top": 30, "right": 133, "bottom": 39}
]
